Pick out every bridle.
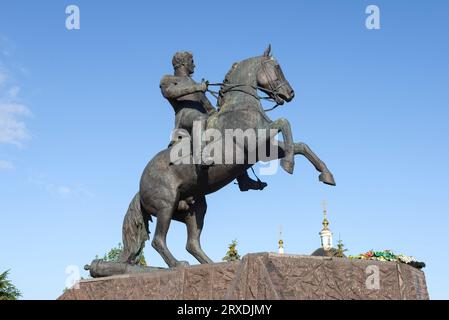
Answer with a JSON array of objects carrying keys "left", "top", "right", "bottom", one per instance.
[
  {"left": 260, "top": 58, "right": 289, "bottom": 104},
  {"left": 207, "top": 58, "right": 289, "bottom": 112}
]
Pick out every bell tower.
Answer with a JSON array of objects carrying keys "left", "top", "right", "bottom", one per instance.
[
  {"left": 320, "top": 200, "right": 333, "bottom": 251},
  {"left": 278, "top": 226, "right": 284, "bottom": 254}
]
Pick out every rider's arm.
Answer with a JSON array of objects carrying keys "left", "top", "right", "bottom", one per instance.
[{"left": 160, "top": 76, "right": 206, "bottom": 99}]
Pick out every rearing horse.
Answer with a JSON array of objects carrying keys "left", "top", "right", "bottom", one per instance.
[{"left": 119, "top": 46, "right": 336, "bottom": 268}]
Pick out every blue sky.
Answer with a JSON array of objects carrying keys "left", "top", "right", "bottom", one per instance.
[{"left": 0, "top": 1, "right": 448, "bottom": 299}]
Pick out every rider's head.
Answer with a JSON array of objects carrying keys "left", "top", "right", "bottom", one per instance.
[{"left": 172, "top": 51, "right": 195, "bottom": 76}]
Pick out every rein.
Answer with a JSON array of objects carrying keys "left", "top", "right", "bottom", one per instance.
[{"left": 207, "top": 82, "right": 281, "bottom": 112}]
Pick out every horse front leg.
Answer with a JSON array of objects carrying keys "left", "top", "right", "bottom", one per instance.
[
  {"left": 268, "top": 118, "right": 294, "bottom": 174},
  {"left": 294, "top": 142, "right": 336, "bottom": 186},
  {"left": 270, "top": 140, "right": 336, "bottom": 186}
]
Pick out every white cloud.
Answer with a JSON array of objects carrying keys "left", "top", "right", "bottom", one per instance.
[
  {"left": 8, "top": 86, "right": 20, "bottom": 99},
  {"left": 0, "top": 38, "right": 31, "bottom": 147},
  {"left": 56, "top": 186, "right": 73, "bottom": 197},
  {"left": 0, "top": 159, "right": 14, "bottom": 170},
  {"left": 0, "top": 101, "right": 31, "bottom": 146},
  {"left": 28, "top": 175, "right": 94, "bottom": 199}
]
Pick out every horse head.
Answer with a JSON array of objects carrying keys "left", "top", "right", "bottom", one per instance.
[
  {"left": 256, "top": 44, "right": 295, "bottom": 105},
  {"left": 218, "top": 45, "right": 295, "bottom": 109}
]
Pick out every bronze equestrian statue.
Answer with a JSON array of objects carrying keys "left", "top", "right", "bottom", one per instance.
[
  {"left": 85, "top": 46, "right": 335, "bottom": 275},
  {"left": 160, "top": 51, "right": 267, "bottom": 193}
]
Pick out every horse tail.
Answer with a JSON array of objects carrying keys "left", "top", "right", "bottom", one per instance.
[{"left": 119, "top": 192, "right": 152, "bottom": 264}]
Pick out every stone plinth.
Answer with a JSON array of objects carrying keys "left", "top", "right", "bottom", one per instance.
[{"left": 59, "top": 252, "right": 429, "bottom": 300}]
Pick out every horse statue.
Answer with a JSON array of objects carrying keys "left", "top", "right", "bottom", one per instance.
[{"left": 97, "top": 46, "right": 336, "bottom": 272}]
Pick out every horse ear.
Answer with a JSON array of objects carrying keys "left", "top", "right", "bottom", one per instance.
[{"left": 263, "top": 44, "right": 271, "bottom": 57}]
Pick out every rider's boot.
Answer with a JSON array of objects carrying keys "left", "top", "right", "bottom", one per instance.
[{"left": 236, "top": 171, "right": 267, "bottom": 192}]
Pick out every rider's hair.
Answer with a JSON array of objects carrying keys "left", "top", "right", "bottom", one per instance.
[{"left": 172, "top": 51, "right": 193, "bottom": 70}]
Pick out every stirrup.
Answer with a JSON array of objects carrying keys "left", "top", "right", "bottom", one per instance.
[{"left": 238, "top": 180, "right": 267, "bottom": 192}]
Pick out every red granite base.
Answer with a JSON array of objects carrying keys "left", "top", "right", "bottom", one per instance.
[{"left": 59, "top": 252, "right": 429, "bottom": 300}]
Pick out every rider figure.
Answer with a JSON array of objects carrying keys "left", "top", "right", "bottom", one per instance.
[{"left": 160, "top": 51, "right": 267, "bottom": 192}]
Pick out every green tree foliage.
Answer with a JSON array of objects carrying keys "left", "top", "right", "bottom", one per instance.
[
  {"left": 0, "top": 270, "right": 21, "bottom": 300},
  {"left": 222, "top": 240, "right": 241, "bottom": 262},
  {"left": 100, "top": 243, "right": 147, "bottom": 266},
  {"left": 102, "top": 243, "right": 123, "bottom": 262},
  {"left": 336, "top": 239, "right": 348, "bottom": 258}
]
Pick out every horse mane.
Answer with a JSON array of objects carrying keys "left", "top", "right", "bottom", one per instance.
[
  {"left": 217, "top": 62, "right": 239, "bottom": 107},
  {"left": 217, "top": 56, "right": 265, "bottom": 108},
  {"left": 223, "top": 62, "right": 239, "bottom": 84}
]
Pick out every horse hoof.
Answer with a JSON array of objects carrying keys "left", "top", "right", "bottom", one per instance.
[
  {"left": 281, "top": 159, "right": 294, "bottom": 174},
  {"left": 176, "top": 260, "right": 190, "bottom": 267},
  {"left": 319, "top": 171, "right": 336, "bottom": 186}
]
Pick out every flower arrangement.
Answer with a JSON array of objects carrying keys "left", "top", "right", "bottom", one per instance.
[{"left": 348, "top": 250, "right": 425, "bottom": 269}]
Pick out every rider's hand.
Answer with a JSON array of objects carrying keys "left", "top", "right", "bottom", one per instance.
[{"left": 199, "top": 80, "right": 209, "bottom": 93}]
